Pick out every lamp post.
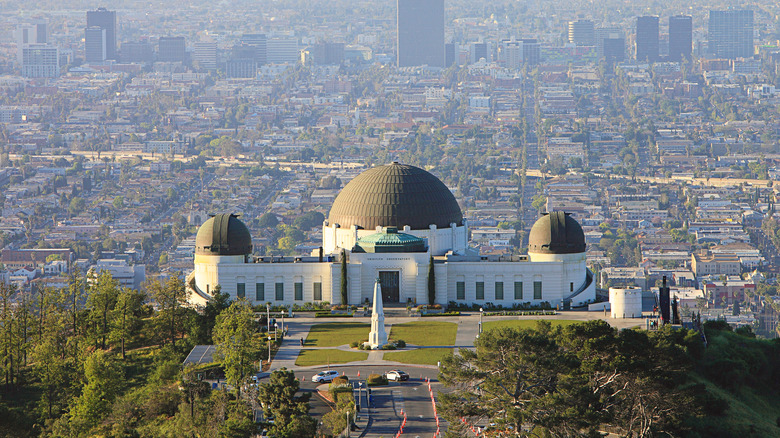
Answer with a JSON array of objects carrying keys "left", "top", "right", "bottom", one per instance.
[
  {"left": 274, "top": 323, "right": 278, "bottom": 341},
  {"left": 479, "top": 307, "right": 483, "bottom": 334},
  {"left": 266, "top": 303, "right": 270, "bottom": 333},
  {"left": 267, "top": 335, "right": 272, "bottom": 367},
  {"left": 280, "top": 311, "right": 285, "bottom": 335},
  {"left": 357, "top": 382, "right": 363, "bottom": 411},
  {"left": 345, "top": 410, "right": 350, "bottom": 437}
]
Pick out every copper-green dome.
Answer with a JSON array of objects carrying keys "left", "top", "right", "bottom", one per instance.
[
  {"left": 328, "top": 163, "right": 463, "bottom": 230},
  {"left": 528, "top": 211, "right": 586, "bottom": 254},
  {"left": 195, "top": 214, "right": 253, "bottom": 256},
  {"left": 353, "top": 227, "right": 427, "bottom": 253}
]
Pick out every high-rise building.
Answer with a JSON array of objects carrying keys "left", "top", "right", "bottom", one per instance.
[
  {"left": 568, "top": 19, "right": 596, "bottom": 46},
  {"left": 596, "top": 27, "right": 625, "bottom": 61},
  {"left": 307, "top": 43, "right": 345, "bottom": 65},
  {"left": 84, "top": 26, "right": 107, "bottom": 63},
  {"left": 21, "top": 44, "right": 59, "bottom": 78},
  {"left": 636, "top": 16, "right": 659, "bottom": 62},
  {"left": 193, "top": 42, "right": 218, "bottom": 70},
  {"left": 668, "top": 15, "right": 692, "bottom": 62},
  {"left": 86, "top": 8, "right": 116, "bottom": 60},
  {"left": 241, "top": 34, "right": 268, "bottom": 65},
  {"left": 498, "top": 39, "right": 523, "bottom": 69},
  {"left": 469, "top": 42, "right": 488, "bottom": 63},
  {"left": 16, "top": 22, "right": 47, "bottom": 64},
  {"left": 397, "top": 0, "right": 445, "bottom": 68},
  {"left": 121, "top": 41, "right": 154, "bottom": 63},
  {"left": 266, "top": 36, "right": 299, "bottom": 64},
  {"left": 158, "top": 36, "right": 187, "bottom": 62},
  {"left": 709, "top": 9, "right": 754, "bottom": 59},
  {"left": 445, "top": 43, "right": 456, "bottom": 67},
  {"left": 521, "top": 39, "right": 540, "bottom": 66}
]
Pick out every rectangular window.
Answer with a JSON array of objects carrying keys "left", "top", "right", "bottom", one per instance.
[
  {"left": 534, "top": 281, "right": 542, "bottom": 300},
  {"left": 256, "top": 283, "right": 265, "bottom": 301},
  {"left": 275, "top": 282, "right": 284, "bottom": 301},
  {"left": 456, "top": 281, "right": 465, "bottom": 300},
  {"left": 514, "top": 281, "right": 523, "bottom": 300},
  {"left": 476, "top": 282, "right": 485, "bottom": 300},
  {"left": 295, "top": 282, "right": 303, "bottom": 301},
  {"left": 236, "top": 283, "right": 245, "bottom": 299},
  {"left": 495, "top": 282, "right": 504, "bottom": 300},
  {"left": 570, "top": 282, "right": 574, "bottom": 292},
  {"left": 313, "top": 282, "right": 322, "bottom": 301}
]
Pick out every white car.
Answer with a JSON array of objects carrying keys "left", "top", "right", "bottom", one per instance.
[
  {"left": 311, "top": 370, "right": 339, "bottom": 383},
  {"left": 385, "top": 370, "right": 409, "bottom": 381}
]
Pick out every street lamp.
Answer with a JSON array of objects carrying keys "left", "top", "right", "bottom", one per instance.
[
  {"left": 267, "top": 335, "right": 272, "bottom": 368},
  {"left": 479, "top": 307, "right": 483, "bottom": 334},
  {"left": 280, "top": 311, "right": 285, "bottom": 335},
  {"left": 274, "top": 323, "right": 278, "bottom": 340},
  {"left": 345, "top": 410, "right": 350, "bottom": 437},
  {"left": 266, "top": 303, "right": 270, "bottom": 333}
]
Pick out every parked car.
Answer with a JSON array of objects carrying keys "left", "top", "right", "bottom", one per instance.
[
  {"left": 385, "top": 370, "right": 409, "bottom": 381},
  {"left": 311, "top": 370, "right": 339, "bottom": 383}
]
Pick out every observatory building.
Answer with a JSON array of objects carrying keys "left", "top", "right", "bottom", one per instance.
[{"left": 188, "top": 163, "right": 595, "bottom": 308}]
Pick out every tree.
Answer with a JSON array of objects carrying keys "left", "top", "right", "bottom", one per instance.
[
  {"left": 439, "top": 320, "right": 703, "bottom": 437},
  {"left": 214, "top": 299, "right": 261, "bottom": 391},
  {"left": 68, "top": 196, "right": 86, "bottom": 217},
  {"left": 67, "top": 350, "right": 123, "bottom": 435},
  {"left": 340, "top": 250, "right": 348, "bottom": 305},
  {"left": 201, "top": 286, "right": 231, "bottom": 344},
  {"left": 148, "top": 275, "right": 190, "bottom": 348},
  {"left": 428, "top": 255, "right": 436, "bottom": 305},
  {"left": 86, "top": 271, "right": 120, "bottom": 349},
  {"left": 110, "top": 287, "right": 145, "bottom": 359},
  {"left": 257, "top": 212, "right": 279, "bottom": 228},
  {"left": 258, "top": 368, "right": 316, "bottom": 438}
]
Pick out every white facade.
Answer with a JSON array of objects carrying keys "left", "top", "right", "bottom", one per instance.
[
  {"left": 322, "top": 222, "right": 468, "bottom": 256},
  {"left": 609, "top": 287, "right": 643, "bottom": 318}
]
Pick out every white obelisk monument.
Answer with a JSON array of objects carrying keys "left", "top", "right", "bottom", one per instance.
[{"left": 368, "top": 278, "right": 388, "bottom": 349}]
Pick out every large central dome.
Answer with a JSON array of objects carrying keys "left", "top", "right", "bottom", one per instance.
[{"left": 328, "top": 163, "right": 463, "bottom": 230}]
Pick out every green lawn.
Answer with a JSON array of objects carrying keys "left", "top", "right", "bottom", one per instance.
[
  {"left": 389, "top": 321, "right": 457, "bottom": 346},
  {"left": 295, "top": 349, "right": 368, "bottom": 367},
  {"left": 383, "top": 348, "right": 453, "bottom": 365},
  {"left": 304, "top": 322, "right": 371, "bottom": 347},
  {"left": 482, "top": 319, "right": 581, "bottom": 332}
]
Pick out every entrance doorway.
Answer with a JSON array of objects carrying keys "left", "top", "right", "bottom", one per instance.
[{"left": 379, "top": 271, "right": 400, "bottom": 303}]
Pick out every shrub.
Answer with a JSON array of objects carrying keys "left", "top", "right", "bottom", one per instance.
[
  {"left": 328, "top": 382, "right": 352, "bottom": 401},
  {"left": 422, "top": 311, "right": 460, "bottom": 317},
  {"left": 395, "top": 339, "right": 406, "bottom": 348},
  {"left": 350, "top": 341, "right": 359, "bottom": 348},
  {"left": 381, "top": 344, "right": 396, "bottom": 350},
  {"left": 367, "top": 373, "right": 388, "bottom": 386},
  {"left": 332, "top": 375, "right": 349, "bottom": 385}
]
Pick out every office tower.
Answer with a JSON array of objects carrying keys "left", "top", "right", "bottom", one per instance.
[
  {"left": 469, "top": 42, "right": 488, "bottom": 63},
  {"left": 21, "top": 44, "right": 59, "bottom": 78},
  {"left": 266, "top": 36, "right": 298, "bottom": 64},
  {"left": 242, "top": 34, "right": 268, "bottom": 65},
  {"left": 121, "top": 41, "right": 154, "bottom": 63},
  {"left": 636, "top": 16, "right": 659, "bottom": 62},
  {"left": 497, "top": 39, "right": 523, "bottom": 69},
  {"left": 445, "top": 43, "right": 456, "bottom": 67},
  {"left": 668, "top": 15, "right": 692, "bottom": 61},
  {"left": 193, "top": 42, "right": 218, "bottom": 70},
  {"left": 397, "top": 0, "right": 445, "bottom": 67},
  {"left": 568, "top": 19, "right": 595, "bottom": 46},
  {"left": 596, "top": 27, "right": 625, "bottom": 61},
  {"left": 16, "top": 23, "right": 46, "bottom": 64},
  {"left": 84, "top": 26, "right": 107, "bottom": 63},
  {"left": 521, "top": 39, "right": 540, "bottom": 65},
  {"left": 158, "top": 37, "right": 187, "bottom": 62},
  {"left": 226, "top": 59, "right": 256, "bottom": 78},
  {"left": 308, "top": 43, "right": 344, "bottom": 65},
  {"left": 709, "top": 9, "right": 754, "bottom": 59},
  {"left": 34, "top": 21, "right": 47, "bottom": 43},
  {"left": 86, "top": 8, "right": 116, "bottom": 60}
]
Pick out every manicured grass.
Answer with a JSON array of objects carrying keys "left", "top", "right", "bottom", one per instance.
[
  {"left": 294, "top": 349, "right": 368, "bottom": 367},
  {"left": 305, "top": 322, "right": 371, "bottom": 347},
  {"left": 384, "top": 348, "right": 453, "bottom": 365},
  {"left": 482, "top": 319, "right": 581, "bottom": 332},
  {"left": 389, "top": 321, "right": 458, "bottom": 346}
]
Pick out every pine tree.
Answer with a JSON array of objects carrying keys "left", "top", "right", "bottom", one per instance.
[
  {"left": 428, "top": 255, "right": 436, "bottom": 305},
  {"left": 340, "top": 250, "right": 348, "bottom": 305}
]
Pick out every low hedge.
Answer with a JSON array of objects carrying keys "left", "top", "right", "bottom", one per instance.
[
  {"left": 367, "top": 373, "right": 388, "bottom": 386},
  {"left": 484, "top": 310, "right": 557, "bottom": 316},
  {"left": 421, "top": 311, "right": 461, "bottom": 317},
  {"left": 315, "top": 312, "right": 354, "bottom": 318}
]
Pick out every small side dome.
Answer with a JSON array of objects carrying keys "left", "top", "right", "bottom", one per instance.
[
  {"left": 195, "top": 213, "right": 253, "bottom": 256},
  {"left": 528, "top": 211, "right": 586, "bottom": 254}
]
